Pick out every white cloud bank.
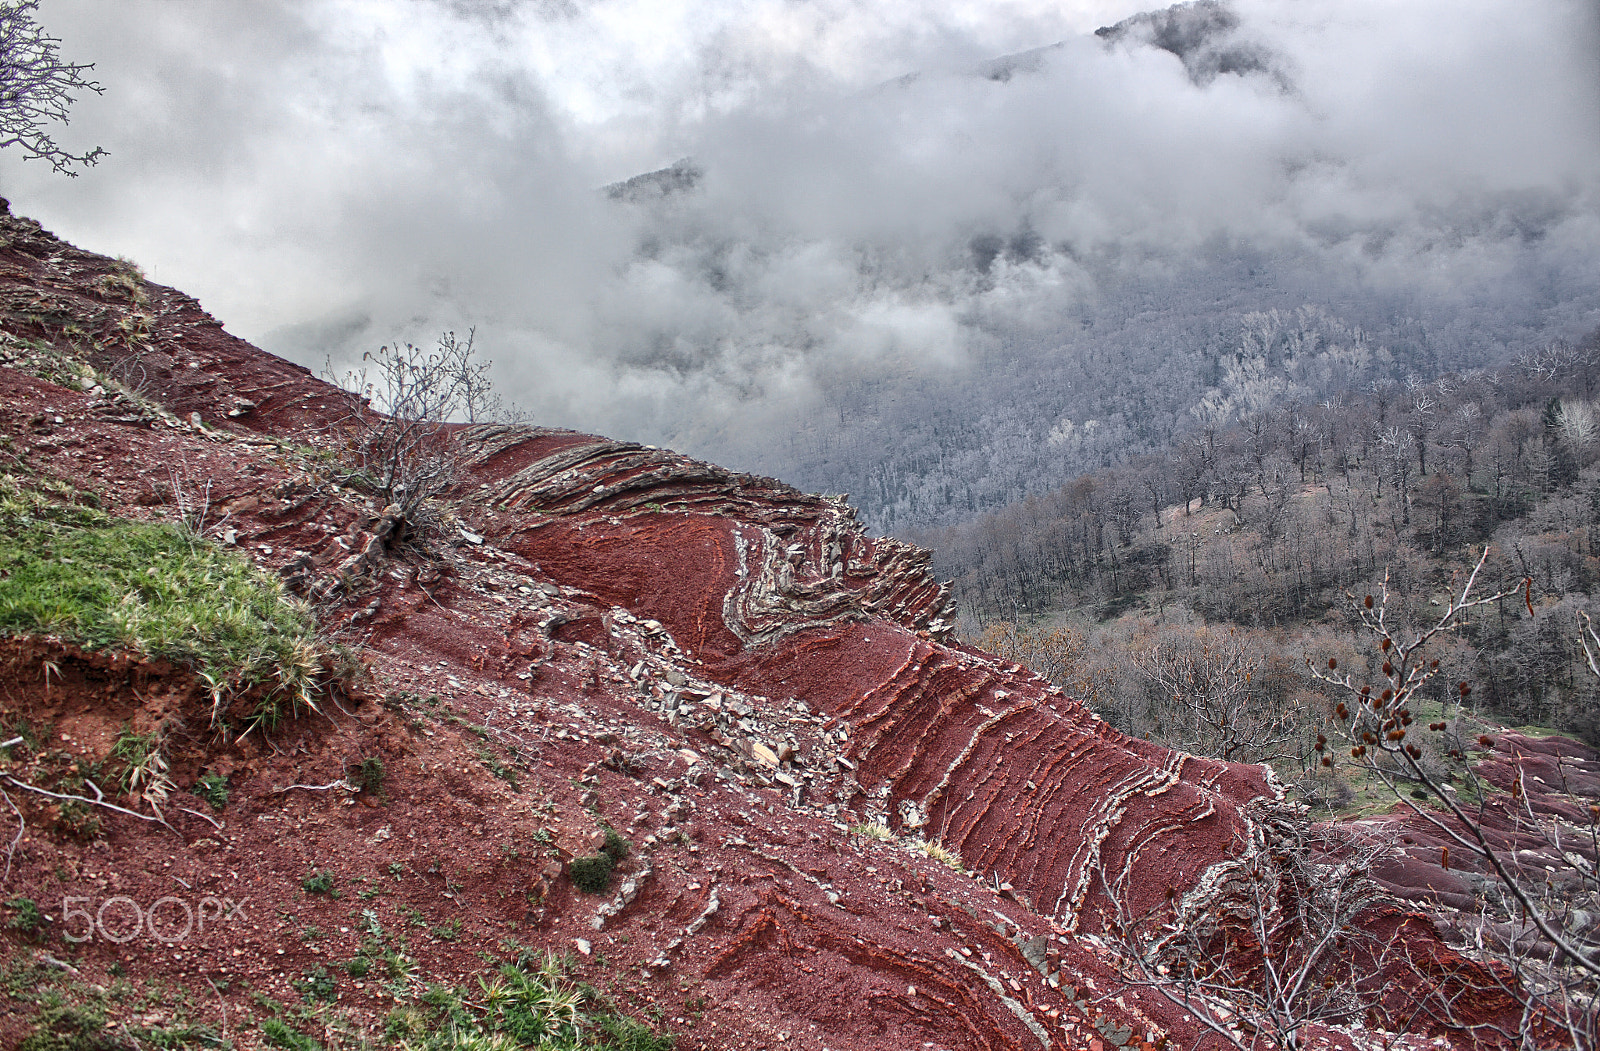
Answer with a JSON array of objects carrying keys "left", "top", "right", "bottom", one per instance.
[{"left": 2, "top": 0, "right": 1597, "bottom": 464}]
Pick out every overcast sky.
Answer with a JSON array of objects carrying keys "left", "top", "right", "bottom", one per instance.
[{"left": 4, "top": 0, "right": 1598, "bottom": 449}]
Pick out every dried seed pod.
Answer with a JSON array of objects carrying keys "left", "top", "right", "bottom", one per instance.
[
  {"left": 1364, "top": 595, "right": 1374, "bottom": 609},
  {"left": 1328, "top": 657, "right": 1337, "bottom": 670},
  {"left": 1381, "top": 638, "right": 1392, "bottom": 652}
]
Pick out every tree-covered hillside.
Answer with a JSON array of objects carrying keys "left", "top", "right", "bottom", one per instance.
[{"left": 920, "top": 330, "right": 1600, "bottom": 750}]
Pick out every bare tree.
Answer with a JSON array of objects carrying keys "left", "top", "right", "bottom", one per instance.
[
  {"left": 1310, "top": 552, "right": 1599, "bottom": 1048},
  {"left": 326, "top": 329, "right": 493, "bottom": 541},
  {"left": 0, "top": 0, "right": 104, "bottom": 175},
  {"left": 1135, "top": 627, "right": 1306, "bottom": 763}
]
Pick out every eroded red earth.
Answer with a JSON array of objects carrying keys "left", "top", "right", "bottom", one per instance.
[{"left": 0, "top": 205, "right": 1566, "bottom": 1049}]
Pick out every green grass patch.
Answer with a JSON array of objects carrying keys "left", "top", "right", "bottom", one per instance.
[
  {"left": 0, "top": 479, "right": 328, "bottom": 728},
  {"left": 372, "top": 954, "right": 674, "bottom": 1051},
  {"left": 261, "top": 1016, "right": 320, "bottom": 1050}
]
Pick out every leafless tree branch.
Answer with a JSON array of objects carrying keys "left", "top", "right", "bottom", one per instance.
[{"left": 0, "top": 1, "right": 104, "bottom": 175}]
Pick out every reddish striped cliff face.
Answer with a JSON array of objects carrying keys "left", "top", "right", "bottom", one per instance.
[{"left": 474, "top": 429, "right": 1277, "bottom": 938}]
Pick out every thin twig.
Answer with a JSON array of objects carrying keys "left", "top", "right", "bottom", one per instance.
[
  {"left": 1, "top": 774, "right": 178, "bottom": 835},
  {"left": 0, "top": 785, "right": 23, "bottom": 883},
  {"left": 174, "top": 805, "right": 223, "bottom": 829},
  {"left": 206, "top": 976, "right": 229, "bottom": 1042},
  {"left": 272, "top": 779, "right": 353, "bottom": 794}
]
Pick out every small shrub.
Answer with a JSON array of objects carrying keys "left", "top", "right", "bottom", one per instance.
[
  {"left": 112, "top": 728, "right": 169, "bottom": 803},
  {"left": 569, "top": 854, "right": 614, "bottom": 894},
  {"left": 381, "top": 947, "right": 415, "bottom": 980},
  {"left": 851, "top": 822, "right": 894, "bottom": 842},
  {"left": 192, "top": 772, "right": 228, "bottom": 810},
  {"left": 355, "top": 756, "right": 385, "bottom": 795},
  {"left": 419, "top": 983, "right": 475, "bottom": 1031},
  {"left": 5, "top": 897, "right": 44, "bottom": 937},
  {"left": 596, "top": 1012, "right": 678, "bottom": 1051},
  {"left": 601, "top": 826, "right": 631, "bottom": 863},
  {"left": 383, "top": 1007, "right": 427, "bottom": 1041},
  {"left": 301, "top": 870, "right": 335, "bottom": 895},
  {"left": 346, "top": 956, "right": 371, "bottom": 979},
  {"left": 913, "top": 839, "right": 965, "bottom": 871},
  {"left": 18, "top": 1004, "right": 108, "bottom": 1051},
  {"left": 54, "top": 799, "right": 102, "bottom": 840}
]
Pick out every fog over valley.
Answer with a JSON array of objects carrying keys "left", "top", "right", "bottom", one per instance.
[{"left": 5, "top": 0, "right": 1598, "bottom": 531}]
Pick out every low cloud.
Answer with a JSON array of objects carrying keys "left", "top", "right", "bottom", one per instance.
[{"left": 4, "top": 0, "right": 1597, "bottom": 474}]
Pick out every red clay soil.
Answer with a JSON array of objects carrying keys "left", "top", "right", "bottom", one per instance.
[{"left": 0, "top": 205, "right": 1549, "bottom": 1050}]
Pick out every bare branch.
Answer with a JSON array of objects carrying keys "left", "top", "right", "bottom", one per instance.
[
  {"left": 272, "top": 779, "right": 354, "bottom": 794},
  {"left": 1097, "top": 822, "right": 1429, "bottom": 1049},
  {"left": 322, "top": 329, "right": 499, "bottom": 554},
  {"left": 0, "top": 1, "right": 105, "bottom": 175},
  {"left": 0, "top": 783, "right": 22, "bottom": 883},
  {"left": 1308, "top": 547, "right": 1600, "bottom": 1042}
]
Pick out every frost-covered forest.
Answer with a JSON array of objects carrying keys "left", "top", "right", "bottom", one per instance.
[{"left": 737, "top": 264, "right": 1597, "bottom": 535}]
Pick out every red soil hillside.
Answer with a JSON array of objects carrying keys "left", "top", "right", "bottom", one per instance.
[{"left": 0, "top": 204, "right": 1534, "bottom": 1050}]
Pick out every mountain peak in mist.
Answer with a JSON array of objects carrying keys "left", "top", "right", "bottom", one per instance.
[{"left": 1097, "top": 0, "right": 1292, "bottom": 91}]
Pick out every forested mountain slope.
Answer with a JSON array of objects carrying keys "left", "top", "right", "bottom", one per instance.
[{"left": 922, "top": 338, "right": 1600, "bottom": 744}]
